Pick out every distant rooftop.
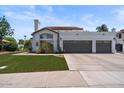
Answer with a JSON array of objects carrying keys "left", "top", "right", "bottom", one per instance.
[{"left": 120, "top": 29, "right": 124, "bottom": 32}]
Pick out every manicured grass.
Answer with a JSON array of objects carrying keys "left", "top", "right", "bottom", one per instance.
[{"left": 0, "top": 54, "right": 69, "bottom": 74}]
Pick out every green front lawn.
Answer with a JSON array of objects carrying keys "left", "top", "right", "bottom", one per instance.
[{"left": 0, "top": 54, "right": 69, "bottom": 74}]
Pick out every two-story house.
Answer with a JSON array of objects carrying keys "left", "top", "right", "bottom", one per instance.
[{"left": 31, "top": 19, "right": 116, "bottom": 53}]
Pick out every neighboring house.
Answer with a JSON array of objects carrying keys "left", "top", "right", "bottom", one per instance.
[
  {"left": 116, "top": 29, "right": 124, "bottom": 52},
  {"left": 31, "top": 19, "right": 117, "bottom": 53},
  {"left": 18, "top": 39, "right": 24, "bottom": 50}
]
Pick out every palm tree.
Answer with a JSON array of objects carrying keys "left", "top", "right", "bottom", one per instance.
[
  {"left": 23, "top": 35, "right": 27, "bottom": 51},
  {"left": 24, "top": 35, "right": 26, "bottom": 40},
  {"left": 96, "top": 24, "right": 109, "bottom": 32}
]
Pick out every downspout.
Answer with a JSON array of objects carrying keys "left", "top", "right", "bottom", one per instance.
[{"left": 57, "top": 32, "right": 61, "bottom": 53}]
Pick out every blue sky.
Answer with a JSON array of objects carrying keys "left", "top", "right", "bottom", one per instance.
[{"left": 0, "top": 5, "right": 124, "bottom": 40}]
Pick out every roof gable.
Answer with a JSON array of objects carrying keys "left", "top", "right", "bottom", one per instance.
[
  {"left": 31, "top": 26, "right": 83, "bottom": 35},
  {"left": 31, "top": 28, "right": 58, "bottom": 35}
]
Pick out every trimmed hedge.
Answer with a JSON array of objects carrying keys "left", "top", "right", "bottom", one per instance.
[
  {"left": 4, "top": 37, "right": 17, "bottom": 44},
  {"left": 3, "top": 37, "right": 18, "bottom": 51},
  {"left": 4, "top": 43, "right": 18, "bottom": 51}
]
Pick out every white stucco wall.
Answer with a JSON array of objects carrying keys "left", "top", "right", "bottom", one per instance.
[
  {"left": 32, "top": 33, "right": 40, "bottom": 52},
  {"left": 31, "top": 29, "right": 58, "bottom": 52},
  {"left": 32, "top": 30, "right": 116, "bottom": 53},
  {"left": 116, "top": 33, "right": 124, "bottom": 44},
  {"left": 59, "top": 32, "right": 116, "bottom": 53},
  {"left": 116, "top": 32, "right": 124, "bottom": 52}
]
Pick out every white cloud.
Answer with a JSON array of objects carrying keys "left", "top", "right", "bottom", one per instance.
[
  {"left": 4, "top": 10, "right": 76, "bottom": 27},
  {"left": 4, "top": 11, "right": 42, "bottom": 20},
  {"left": 81, "top": 14, "right": 101, "bottom": 27},
  {"left": 3, "top": 6, "right": 54, "bottom": 21},
  {"left": 29, "top": 5, "right": 35, "bottom": 10},
  {"left": 42, "top": 5, "right": 53, "bottom": 13},
  {"left": 113, "top": 7, "right": 124, "bottom": 22},
  {"left": 3, "top": 6, "right": 101, "bottom": 31},
  {"left": 41, "top": 15, "right": 73, "bottom": 26},
  {"left": 81, "top": 14, "right": 94, "bottom": 25},
  {"left": 4, "top": 10, "right": 69, "bottom": 26}
]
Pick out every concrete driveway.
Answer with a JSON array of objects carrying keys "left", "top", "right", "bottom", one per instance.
[
  {"left": 64, "top": 53, "right": 124, "bottom": 87},
  {"left": 64, "top": 53, "right": 124, "bottom": 71},
  {"left": 0, "top": 53, "right": 124, "bottom": 88}
]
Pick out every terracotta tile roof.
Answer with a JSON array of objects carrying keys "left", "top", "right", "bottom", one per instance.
[
  {"left": 44, "top": 26, "right": 83, "bottom": 30},
  {"left": 31, "top": 26, "right": 83, "bottom": 35}
]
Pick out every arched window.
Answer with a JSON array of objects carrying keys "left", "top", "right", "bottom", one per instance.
[{"left": 40, "top": 33, "right": 53, "bottom": 39}]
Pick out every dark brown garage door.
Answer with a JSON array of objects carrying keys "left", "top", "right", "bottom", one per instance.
[
  {"left": 96, "top": 40, "right": 111, "bottom": 53},
  {"left": 63, "top": 40, "right": 92, "bottom": 53}
]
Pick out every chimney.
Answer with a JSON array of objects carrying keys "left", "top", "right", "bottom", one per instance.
[{"left": 34, "top": 19, "right": 40, "bottom": 31}]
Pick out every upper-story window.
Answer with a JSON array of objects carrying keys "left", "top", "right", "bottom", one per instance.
[
  {"left": 118, "top": 33, "right": 122, "bottom": 39},
  {"left": 40, "top": 33, "right": 53, "bottom": 39}
]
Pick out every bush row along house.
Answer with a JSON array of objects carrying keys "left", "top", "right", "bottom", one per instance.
[{"left": 31, "top": 19, "right": 124, "bottom": 53}]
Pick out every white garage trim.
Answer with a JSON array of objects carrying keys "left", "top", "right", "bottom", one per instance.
[{"left": 32, "top": 27, "right": 116, "bottom": 53}]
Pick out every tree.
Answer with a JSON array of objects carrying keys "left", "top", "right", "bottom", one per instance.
[
  {"left": 0, "top": 16, "right": 14, "bottom": 51},
  {"left": 96, "top": 24, "right": 109, "bottom": 32},
  {"left": 24, "top": 35, "right": 26, "bottom": 40},
  {"left": 24, "top": 39, "right": 32, "bottom": 52}
]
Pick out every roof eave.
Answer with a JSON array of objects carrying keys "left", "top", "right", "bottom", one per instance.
[{"left": 31, "top": 28, "right": 58, "bottom": 36}]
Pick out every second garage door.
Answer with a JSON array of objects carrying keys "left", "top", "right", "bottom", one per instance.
[
  {"left": 96, "top": 40, "right": 112, "bottom": 53},
  {"left": 63, "top": 40, "right": 92, "bottom": 53}
]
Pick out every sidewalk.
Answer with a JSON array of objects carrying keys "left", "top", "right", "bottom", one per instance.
[
  {"left": 0, "top": 71, "right": 124, "bottom": 88},
  {"left": 0, "top": 51, "right": 12, "bottom": 55},
  {"left": 0, "top": 71, "right": 87, "bottom": 88},
  {"left": 13, "top": 52, "right": 64, "bottom": 57}
]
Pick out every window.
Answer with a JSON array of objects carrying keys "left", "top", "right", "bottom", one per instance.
[
  {"left": 40, "top": 33, "right": 53, "bottom": 39},
  {"left": 118, "top": 34, "right": 122, "bottom": 39},
  {"left": 47, "top": 34, "right": 53, "bottom": 38}
]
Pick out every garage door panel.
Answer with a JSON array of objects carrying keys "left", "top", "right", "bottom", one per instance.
[
  {"left": 96, "top": 40, "right": 111, "bottom": 53},
  {"left": 63, "top": 40, "right": 92, "bottom": 53}
]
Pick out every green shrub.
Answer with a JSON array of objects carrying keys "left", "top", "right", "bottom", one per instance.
[
  {"left": 3, "top": 37, "right": 18, "bottom": 51},
  {"left": 38, "top": 41, "right": 53, "bottom": 53},
  {"left": 4, "top": 43, "right": 18, "bottom": 51},
  {"left": 4, "top": 37, "right": 17, "bottom": 44},
  {"left": 24, "top": 39, "right": 32, "bottom": 52}
]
